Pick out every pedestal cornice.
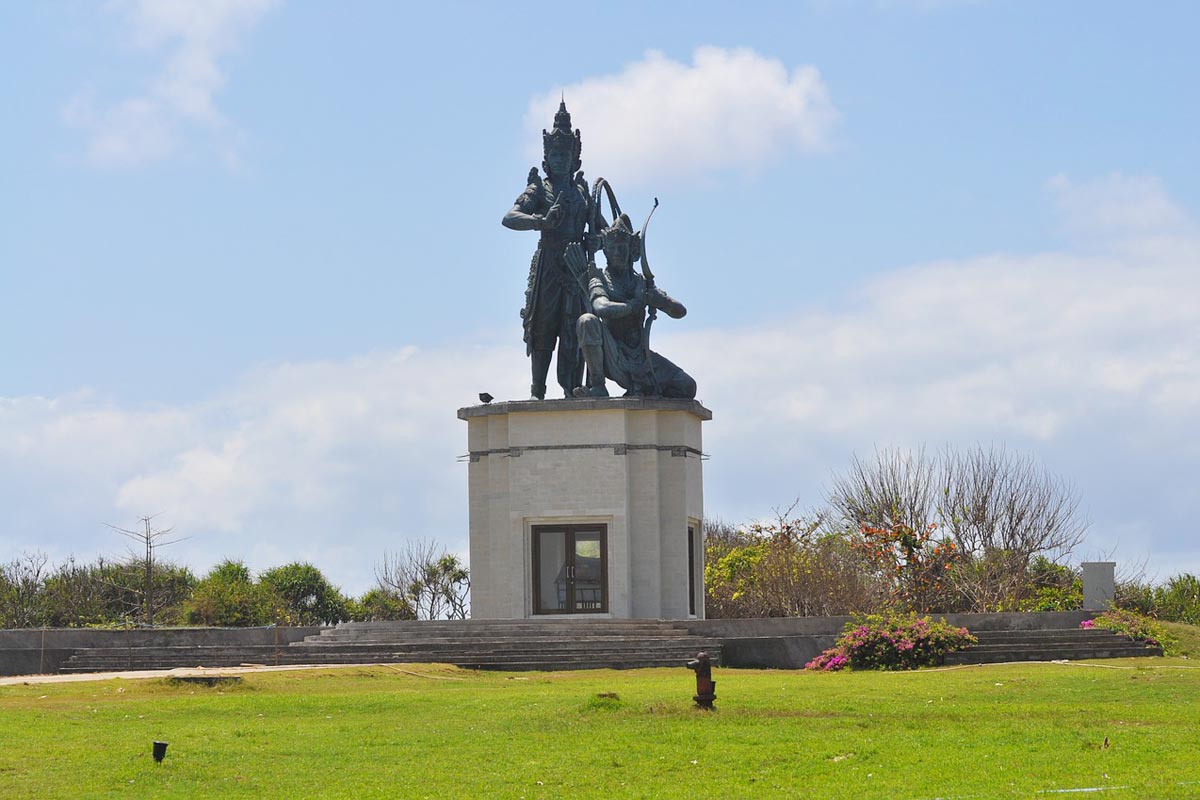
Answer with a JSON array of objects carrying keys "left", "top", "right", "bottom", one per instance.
[{"left": 457, "top": 397, "right": 712, "bottom": 421}]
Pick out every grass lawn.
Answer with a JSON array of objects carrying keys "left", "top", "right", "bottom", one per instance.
[{"left": 2, "top": 657, "right": 1199, "bottom": 799}]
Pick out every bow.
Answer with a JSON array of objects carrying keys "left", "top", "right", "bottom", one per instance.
[
  {"left": 570, "top": 176, "right": 625, "bottom": 304},
  {"left": 638, "top": 198, "right": 660, "bottom": 396}
]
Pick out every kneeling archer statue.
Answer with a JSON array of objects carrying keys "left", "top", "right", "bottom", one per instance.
[{"left": 563, "top": 200, "right": 696, "bottom": 399}]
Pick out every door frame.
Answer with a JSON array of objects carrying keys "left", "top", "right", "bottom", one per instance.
[{"left": 531, "top": 523, "right": 609, "bottom": 615}]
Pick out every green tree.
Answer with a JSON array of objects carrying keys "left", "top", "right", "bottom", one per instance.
[
  {"left": 258, "top": 562, "right": 351, "bottom": 625},
  {"left": 1018, "top": 556, "right": 1082, "bottom": 612},
  {"left": 184, "top": 559, "right": 281, "bottom": 627},
  {"left": 1154, "top": 574, "right": 1200, "bottom": 625},
  {"left": 703, "top": 514, "right": 883, "bottom": 618},
  {"left": 349, "top": 588, "right": 416, "bottom": 622}
]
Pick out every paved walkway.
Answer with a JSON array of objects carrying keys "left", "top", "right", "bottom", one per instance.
[{"left": 0, "top": 663, "right": 384, "bottom": 686}]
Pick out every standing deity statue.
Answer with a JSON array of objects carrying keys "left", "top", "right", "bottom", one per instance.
[
  {"left": 563, "top": 212, "right": 697, "bottom": 399},
  {"left": 502, "top": 101, "right": 594, "bottom": 400}
]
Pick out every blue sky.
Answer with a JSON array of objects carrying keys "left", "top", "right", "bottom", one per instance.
[{"left": 2, "top": 1, "right": 1198, "bottom": 594}]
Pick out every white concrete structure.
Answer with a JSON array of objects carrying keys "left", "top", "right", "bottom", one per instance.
[
  {"left": 1082, "top": 561, "right": 1116, "bottom": 610},
  {"left": 459, "top": 398, "right": 710, "bottom": 620}
]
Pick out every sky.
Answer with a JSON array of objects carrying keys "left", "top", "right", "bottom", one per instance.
[{"left": 1, "top": 0, "right": 1198, "bottom": 596}]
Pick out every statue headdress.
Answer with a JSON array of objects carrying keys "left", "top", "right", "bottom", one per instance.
[
  {"left": 601, "top": 213, "right": 643, "bottom": 262},
  {"left": 542, "top": 100, "right": 582, "bottom": 174}
]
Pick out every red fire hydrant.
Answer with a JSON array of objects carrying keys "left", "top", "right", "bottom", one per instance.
[{"left": 686, "top": 650, "right": 716, "bottom": 710}]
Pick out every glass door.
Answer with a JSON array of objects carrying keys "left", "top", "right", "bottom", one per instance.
[
  {"left": 532, "top": 525, "right": 608, "bottom": 614},
  {"left": 688, "top": 525, "right": 697, "bottom": 617}
]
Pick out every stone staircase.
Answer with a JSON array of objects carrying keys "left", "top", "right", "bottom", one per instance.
[
  {"left": 944, "top": 627, "right": 1162, "bottom": 665},
  {"left": 58, "top": 619, "right": 722, "bottom": 674}
]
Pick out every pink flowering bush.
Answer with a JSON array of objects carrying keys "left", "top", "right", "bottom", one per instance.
[{"left": 805, "top": 612, "right": 976, "bottom": 671}]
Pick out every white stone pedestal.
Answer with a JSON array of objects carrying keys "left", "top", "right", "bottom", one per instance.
[
  {"left": 1082, "top": 561, "right": 1116, "bottom": 610},
  {"left": 458, "top": 398, "right": 710, "bottom": 620}
]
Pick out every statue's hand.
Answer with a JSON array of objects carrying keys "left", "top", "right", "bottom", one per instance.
[
  {"left": 633, "top": 281, "right": 648, "bottom": 307},
  {"left": 543, "top": 197, "right": 564, "bottom": 230}
]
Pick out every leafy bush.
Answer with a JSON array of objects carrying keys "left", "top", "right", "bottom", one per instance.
[
  {"left": 703, "top": 516, "right": 883, "bottom": 618},
  {"left": 1083, "top": 609, "right": 1175, "bottom": 652},
  {"left": 806, "top": 612, "right": 976, "bottom": 671},
  {"left": 1153, "top": 573, "right": 1200, "bottom": 625},
  {"left": 184, "top": 560, "right": 283, "bottom": 627},
  {"left": 1018, "top": 557, "right": 1082, "bottom": 611},
  {"left": 1114, "top": 574, "right": 1200, "bottom": 626},
  {"left": 259, "top": 562, "right": 351, "bottom": 625},
  {"left": 1114, "top": 579, "right": 1156, "bottom": 616},
  {"left": 1022, "top": 584, "right": 1083, "bottom": 612},
  {"left": 40, "top": 557, "right": 111, "bottom": 627},
  {"left": 349, "top": 588, "right": 415, "bottom": 622}
]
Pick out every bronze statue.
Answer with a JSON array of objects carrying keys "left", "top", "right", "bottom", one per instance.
[
  {"left": 501, "top": 102, "right": 593, "bottom": 400},
  {"left": 563, "top": 210, "right": 696, "bottom": 399}
]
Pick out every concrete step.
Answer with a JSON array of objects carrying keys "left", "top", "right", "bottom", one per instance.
[
  {"left": 296, "top": 637, "right": 718, "bottom": 650},
  {"left": 947, "top": 628, "right": 1162, "bottom": 665},
  {"left": 62, "top": 642, "right": 719, "bottom": 661},
  {"left": 945, "top": 644, "right": 1161, "bottom": 665},
  {"left": 57, "top": 625, "right": 723, "bottom": 672},
  {"left": 56, "top": 638, "right": 720, "bottom": 658},
  {"left": 323, "top": 620, "right": 687, "bottom": 630},
  {"left": 307, "top": 635, "right": 702, "bottom": 645},
  {"left": 327, "top": 619, "right": 685, "bottom": 629},
  {"left": 963, "top": 642, "right": 1154, "bottom": 654},
  {"left": 59, "top": 646, "right": 720, "bottom": 673},
  {"left": 309, "top": 622, "right": 692, "bottom": 642},
  {"left": 969, "top": 629, "right": 1125, "bottom": 643},
  {"left": 60, "top": 652, "right": 720, "bottom": 671},
  {"left": 461, "top": 658, "right": 703, "bottom": 671},
  {"left": 60, "top": 638, "right": 715, "bottom": 657}
]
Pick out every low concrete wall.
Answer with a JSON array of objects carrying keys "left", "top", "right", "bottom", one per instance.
[
  {"left": 686, "top": 611, "right": 1094, "bottom": 669},
  {"left": 0, "top": 627, "right": 325, "bottom": 677}
]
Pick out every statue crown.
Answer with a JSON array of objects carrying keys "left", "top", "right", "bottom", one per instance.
[
  {"left": 542, "top": 99, "right": 582, "bottom": 161},
  {"left": 552, "top": 100, "right": 572, "bottom": 134},
  {"left": 602, "top": 213, "right": 643, "bottom": 261}
]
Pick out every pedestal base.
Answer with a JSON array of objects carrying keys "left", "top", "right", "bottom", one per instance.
[{"left": 458, "top": 398, "right": 710, "bottom": 620}]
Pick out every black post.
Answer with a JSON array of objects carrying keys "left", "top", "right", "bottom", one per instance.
[{"left": 685, "top": 651, "right": 716, "bottom": 710}]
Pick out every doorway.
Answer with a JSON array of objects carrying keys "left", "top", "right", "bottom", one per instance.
[
  {"left": 532, "top": 524, "right": 608, "bottom": 614},
  {"left": 688, "top": 524, "right": 698, "bottom": 617}
]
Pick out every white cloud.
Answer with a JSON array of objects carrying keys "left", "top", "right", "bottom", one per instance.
[
  {"left": 667, "top": 175, "right": 1200, "bottom": 573},
  {"left": 4, "top": 174, "right": 1199, "bottom": 591},
  {"left": 0, "top": 344, "right": 526, "bottom": 592},
  {"left": 1048, "top": 173, "right": 1193, "bottom": 241},
  {"left": 674, "top": 246, "right": 1199, "bottom": 444},
  {"left": 525, "top": 47, "right": 838, "bottom": 185},
  {"left": 63, "top": 0, "right": 279, "bottom": 168}
]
